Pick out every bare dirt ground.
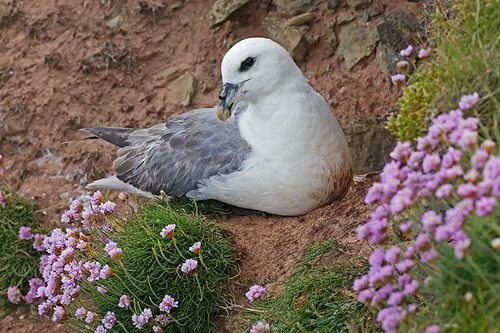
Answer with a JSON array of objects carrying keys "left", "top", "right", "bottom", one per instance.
[{"left": 0, "top": 0, "right": 417, "bottom": 331}]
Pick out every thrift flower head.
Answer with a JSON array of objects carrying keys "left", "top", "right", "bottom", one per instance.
[
  {"left": 102, "top": 311, "right": 116, "bottom": 329},
  {"left": 458, "top": 92, "right": 479, "bottom": 110},
  {"left": 75, "top": 307, "right": 87, "bottom": 319},
  {"left": 97, "top": 286, "right": 108, "bottom": 294},
  {"left": 181, "top": 258, "right": 198, "bottom": 274},
  {"left": 159, "top": 294, "right": 178, "bottom": 313},
  {"left": 0, "top": 190, "right": 5, "bottom": 206},
  {"left": 400, "top": 45, "right": 413, "bottom": 57},
  {"left": 85, "top": 311, "right": 97, "bottom": 324},
  {"left": 491, "top": 238, "right": 500, "bottom": 251},
  {"left": 95, "top": 325, "right": 107, "bottom": 333},
  {"left": 250, "top": 320, "right": 270, "bottom": 333},
  {"left": 19, "top": 226, "right": 33, "bottom": 240},
  {"left": 132, "top": 308, "right": 153, "bottom": 329},
  {"left": 396, "top": 60, "right": 409, "bottom": 73},
  {"left": 119, "top": 294, "right": 130, "bottom": 308},
  {"left": 160, "top": 224, "right": 176, "bottom": 239},
  {"left": 118, "top": 192, "right": 129, "bottom": 201},
  {"left": 245, "top": 284, "right": 266, "bottom": 303},
  {"left": 189, "top": 241, "right": 202, "bottom": 255},
  {"left": 425, "top": 325, "right": 440, "bottom": 333},
  {"left": 418, "top": 47, "right": 431, "bottom": 59},
  {"left": 155, "top": 314, "right": 169, "bottom": 327},
  {"left": 391, "top": 74, "right": 405, "bottom": 87},
  {"left": 99, "top": 201, "right": 117, "bottom": 215},
  {"left": 52, "top": 306, "right": 65, "bottom": 322},
  {"left": 105, "top": 240, "right": 123, "bottom": 261},
  {"left": 7, "top": 286, "right": 21, "bottom": 304}
]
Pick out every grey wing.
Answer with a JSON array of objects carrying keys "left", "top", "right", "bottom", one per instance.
[{"left": 113, "top": 108, "right": 251, "bottom": 196}]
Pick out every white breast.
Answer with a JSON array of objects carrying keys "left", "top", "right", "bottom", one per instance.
[{"left": 199, "top": 86, "right": 352, "bottom": 216}]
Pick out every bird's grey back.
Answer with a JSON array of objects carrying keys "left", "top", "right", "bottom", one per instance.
[{"left": 112, "top": 108, "right": 251, "bottom": 196}]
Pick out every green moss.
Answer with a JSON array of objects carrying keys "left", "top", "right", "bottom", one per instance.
[
  {"left": 235, "top": 241, "right": 379, "bottom": 333},
  {"left": 0, "top": 187, "right": 40, "bottom": 308},
  {"left": 388, "top": 0, "right": 500, "bottom": 142},
  {"left": 68, "top": 202, "right": 237, "bottom": 333}
]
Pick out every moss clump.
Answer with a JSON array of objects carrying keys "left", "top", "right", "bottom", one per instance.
[
  {"left": 235, "top": 241, "right": 378, "bottom": 333},
  {"left": 70, "top": 202, "right": 237, "bottom": 333},
  {"left": 388, "top": 0, "right": 500, "bottom": 142},
  {"left": 0, "top": 188, "right": 40, "bottom": 308}
]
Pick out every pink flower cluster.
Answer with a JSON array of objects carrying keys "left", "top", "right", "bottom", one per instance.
[
  {"left": 131, "top": 294, "right": 178, "bottom": 330},
  {"left": 245, "top": 284, "right": 266, "bottom": 303},
  {"left": 391, "top": 45, "right": 432, "bottom": 87},
  {"left": 250, "top": 320, "right": 270, "bottom": 333},
  {"left": 354, "top": 94, "right": 498, "bottom": 332},
  {"left": 180, "top": 258, "right": 198, "bottom": 274}
]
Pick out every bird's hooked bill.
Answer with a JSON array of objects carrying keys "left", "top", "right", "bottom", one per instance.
[{"left": 216, "top": 82, "right": 242, "bottom": 121}]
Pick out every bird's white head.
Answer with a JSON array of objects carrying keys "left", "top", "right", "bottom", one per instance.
[{"left": 216, "top": 38, "right": 305, "bottom": 121}]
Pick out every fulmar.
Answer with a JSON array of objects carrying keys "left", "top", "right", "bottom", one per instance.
[{"left": 85, "top": 37, "right": 352, "bottom": 216}]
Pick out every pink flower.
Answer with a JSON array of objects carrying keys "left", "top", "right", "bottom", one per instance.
[
  {"left": 245, "top": 285, "right": 266, "bottom": 303},
  {"left": 85, "top": 311, "right": 97, "bottom": 324},
  {"left": 390, "top": 74, "right": 406, "bottom": 87},
  {"left": 418, "top": 47, "right": 431, "bottom": 58},
  {"left": 118, "top": 192, "right": 129, "bottom": 201},
  {"left": 105, "top": 241, "right": 123, "bottom": 261},
  {"left": 75, "top": 307, "right": 87, "bottom": 319},
  {"left": 180, "top": 258, "right": 198, "bottom": 274},
  {"left": 119, "top": 294, "right": 130, "bottom": 309},
  {"left": 99, "top": 201, "right": 117, "bottom": 215},
  {"left": 160, "top": 224, "right": 176, "bottom": 239},
  {"left": 400, "top": 45, "right": 413, "bottom": 57},
  {"left": 132, "top": 308, "right": 152, "bottom": 329},
  {"left": 475, "top": 197, "right": 496, "bottom": 216},
  {"left": 102, "top": 311, "right": 116, "bottom": 329},
  {"left": 189, "top": 241, "right": 202, "bottom": 255},
  {"left": 19, "top": 226, "right": 33, "bottom": 240},
  {"left": 7, "top": 286, "right": 21, "bottom": 304},
  {"left": 458, "top": 92, "right": 479, "bottom": 110},
  {"left": 52, "top": 306, "right": 65, "bottom": 322},
  {"left": 250, "top": 320, "right": 270, "bottom": 333},
  {"left": 0, "top": 190, "right": 5, "bottom": 206},
  {"left": 97, "top": 286, "right": 107, "bottom": 294},
  {"left": 159, "top": 295, "right": 178, "bottom": 313},
  {"left": 425, "top": 324, "right": 440, "bottom": 333}
]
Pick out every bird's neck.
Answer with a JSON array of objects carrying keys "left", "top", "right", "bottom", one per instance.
[{"left": 237, "top": 80, "right": 334, "bottom": 154}]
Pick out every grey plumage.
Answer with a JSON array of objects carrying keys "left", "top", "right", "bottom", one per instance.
[{"left": 85, "top": 108, "right": 251, "bottom": 196}]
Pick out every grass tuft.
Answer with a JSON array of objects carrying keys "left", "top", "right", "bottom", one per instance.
[
  {"left": 68, "top": 202, "right": 237, "bottom": 332},
  {"left": 235, "top": 240, "right": 379, "bottom": 333},
  {"left": 387, "top": 0, "right": 500, "bottom": 142},
  {"left": 0, "top": 187, "right": 40, "bottom": 309}
]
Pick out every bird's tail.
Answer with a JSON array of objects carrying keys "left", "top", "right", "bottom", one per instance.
[
  {"left": 86, "top": 175, "right": 154, "bottom": 198},
  {"left": 81, "top": 127, "right": 136, "bottom": 147}
]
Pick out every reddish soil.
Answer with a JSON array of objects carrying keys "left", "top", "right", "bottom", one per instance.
[{"left": 0, "top": 0, "right": 407, "bottom": 331}]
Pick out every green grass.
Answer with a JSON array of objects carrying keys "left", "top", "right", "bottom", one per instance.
[
  {"left": 67, "top": 202, "right": 237, "bottom": 333},
  {"left": 397, "top": 206, "right": 500, "bottom": 332},
  {"left": 387, "top": 0, "right": 500, "bottom": 142},
  {"left": 0, "top": 187, "right": 40, "bottom": 309},
  {"left": 235, "top": 241, "right": 379, "bottom": 333}
]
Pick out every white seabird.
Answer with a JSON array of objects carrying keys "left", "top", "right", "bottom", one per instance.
[{"left": 85, "top": 37, "right": 352, "bottom": 216}]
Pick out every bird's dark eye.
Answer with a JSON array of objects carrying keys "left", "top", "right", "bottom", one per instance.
[{"left": 239, "top": 57, "right": 256, "bottom": 72}]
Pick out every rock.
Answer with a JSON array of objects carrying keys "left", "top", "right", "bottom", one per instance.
[
  {"left": 106, "top": 15, "right": 123, "bottom": 30},
  {"left": 336, "top": 10, "right": 356, "bottom": 25},
  {"left": 208, "top": 0, "right": 251, "bottom": 27},
  {"left": 337, "top": 21, "right": 379, "bottom": 69},
  {"left": 263, "top": 16, "right": 309, "bottom": 61},
  {"left": 285, "top": 12, "right": 315, "bottom": 26},
  {"left": 347, "top": 0, "right": 371, "bottom": 10},
  {"left": 167, "top": 72, "right": 196, "bottom": 106},
  {"left": 273, "top": 0, "right": 313, "bottom": 16},
  {"left": 343, "top": 117, "right": 396, "bottom": 174},
  {"left": 367, "top": 3, "right": 385, "bottom": 17},
  {"left": 324, "top": 33, "right": 338, "bottom": 58},
  {"left": 327, "top": 0, "right": 341, "bottom": 10},
  {"left": 376, "top": 9, "right": 420, "bottom": 74}
]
